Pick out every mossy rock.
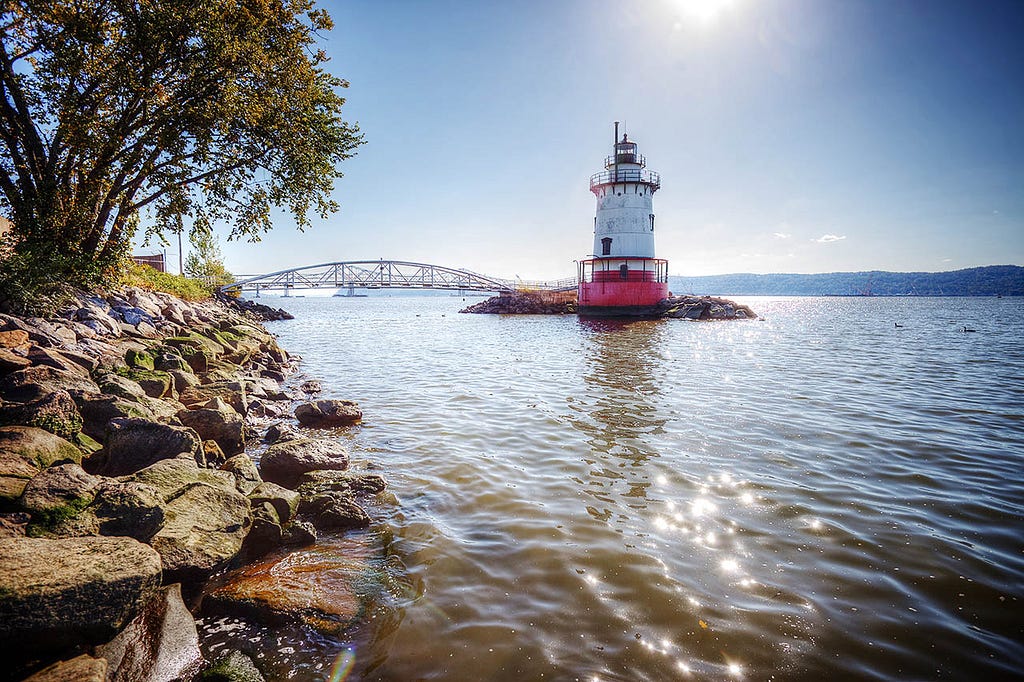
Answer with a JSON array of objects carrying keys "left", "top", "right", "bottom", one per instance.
[
  {"left": 124, "top": 349, "right": 155, "bottom": 371},
  {"left": 73, "top": 432, "right": 103, "bottom": 455},
  {"left": 26, "top": 497, "right": 92, "bottom": 537},
  {"left": 123, "top": 369, "right": 173, "bottom": 399}
]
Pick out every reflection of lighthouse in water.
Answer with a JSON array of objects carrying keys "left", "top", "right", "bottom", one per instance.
[{"left": 577, "top": 123, "right": 670, "bottom": 316}]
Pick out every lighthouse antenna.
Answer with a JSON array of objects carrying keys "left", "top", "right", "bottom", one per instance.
[{"left": 613, "top": 121, "right": 619, "bottom": 150}]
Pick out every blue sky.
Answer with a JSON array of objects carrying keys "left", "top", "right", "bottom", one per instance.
[{"left": 209, "top": 0, "right": 1023, "bottom": 279}]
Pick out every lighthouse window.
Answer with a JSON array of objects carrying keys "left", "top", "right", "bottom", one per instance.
[
  {"left": 650, "top": 214, "right": 655, "bottom": 231},
  {"left": 601, "top": 237, "right": 612, "bottom": 256}
]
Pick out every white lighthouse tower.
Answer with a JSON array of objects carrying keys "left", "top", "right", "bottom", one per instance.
[{"left": 577, "top": 123, "right": 669, "bottom": 315}]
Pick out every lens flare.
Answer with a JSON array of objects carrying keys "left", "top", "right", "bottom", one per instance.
[{"left": 329, "top": 649, "right": 357, "bottom": 681}]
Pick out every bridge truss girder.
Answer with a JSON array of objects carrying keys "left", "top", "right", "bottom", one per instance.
[{"left": 222, "top": 260, "right": 563, "bottom": 294}]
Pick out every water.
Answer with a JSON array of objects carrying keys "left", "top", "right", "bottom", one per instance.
[{"left": 203, "top": 295, "right": 1024, "bottom": 681}]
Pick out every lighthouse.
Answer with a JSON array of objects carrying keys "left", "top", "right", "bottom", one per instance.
[{"left": 577, "top": 123, "right": 669, "bottom": 316}]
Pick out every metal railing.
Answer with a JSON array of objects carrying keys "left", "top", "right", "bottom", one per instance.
[
  {"left": 589, "top": 168, "right": 661, "bottom": 192},
  {"left": 604, "top": 153, "right": 645, "bottom": 168}
]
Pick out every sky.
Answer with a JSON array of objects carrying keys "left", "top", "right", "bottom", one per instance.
[{"left": 175, "top": 0, "right": 1023, "bottom": 280}]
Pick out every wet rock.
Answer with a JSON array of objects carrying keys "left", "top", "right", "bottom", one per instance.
[
  {"left": 23, "top": 654, "right": 108, "bottom": 682},
  {"left": 243, "top": 501, "right": 283, "bottom": 556},
  {"left": 299, "top": 380, "right": 321, "bottom": 394},
  {"left": 201, "top": 649, "right": 265, "bottom": 682},
  {"left": 0, "top": 535, "right": 162, "bottom": 660},
  {"left": 263, "top": 422, "right": 297, "bottom": 445},
  {"left": 294, "top": 399, "right": 362, "bottom": 428},
  {"left": 301, "top": 493, "right": 371, "bottom": 531},
  {"left": 0, "top": 365, "right": 99, "bottom": 403},
  {"left": 93, "top": 418, "right": 204, "bottom": 476},
  {"left": 249, "top": 482, "right": 300, "bottom": 524},
  {"left": 259, "top": 437, "right": 350, "bottom": 489},
  {"left": 281, "top": 519, "right": 317, "bottom": 546},
  {"left": 148, "top": 481, "right": 252, "bottom": 582},
  {"left": 0, "top": 389, "right": 83, "bottom": 440},
  {"left": 203, "top": 543, "right": 371, "bottom": 635},
  {"left": 296, "top": 470, "right": 388, "bottom": 497},
  {"left": 220, "top": 454, "right": 262, "bottom": 495},
  {"left": 177, "top": 398, "right": 245, "bottom": 456},
  {"left": 95, "top": 583, "right": 203, "bottom": 682}
]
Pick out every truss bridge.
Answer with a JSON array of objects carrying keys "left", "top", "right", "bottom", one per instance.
[{"left": 221, "top": 260, "right": 576, "bottom": 295}]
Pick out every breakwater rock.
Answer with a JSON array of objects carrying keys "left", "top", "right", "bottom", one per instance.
[
  {"left": 0, "top": 287, "right": 388, "bottom": 681},
  {"left": 460, "top": 290, "right": 757, "bottom": 319}
]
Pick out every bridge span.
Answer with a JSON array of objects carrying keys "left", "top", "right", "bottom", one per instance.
[{"left": 221, "top": 260, "right": 576, "bottom": 295}]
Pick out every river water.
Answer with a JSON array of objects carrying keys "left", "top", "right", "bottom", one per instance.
[{"left": 201, "top": 295, "right": 1024, "bottom": 681}]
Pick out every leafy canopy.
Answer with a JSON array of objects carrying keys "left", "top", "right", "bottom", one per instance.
[{"left": 0, "top": 0, "right": 363, "bottom": 307}]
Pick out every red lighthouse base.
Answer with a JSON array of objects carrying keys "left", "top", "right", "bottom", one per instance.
[{"left": 577, "top": 258, "right": 669, "bottom": 317}]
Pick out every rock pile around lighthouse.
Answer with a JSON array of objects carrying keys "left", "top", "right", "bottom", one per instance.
[
  {"left": 0, "top": 287, "right": 388, "bottom": 681},
  {"left": 460, "top": 291, "right": 757, "bottom": 319}
]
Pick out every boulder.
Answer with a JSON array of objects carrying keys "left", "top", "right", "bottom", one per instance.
[
  {"left": 169, "top": 368, "right": 202, "bottom": 393},
  {"left": 90, "top": 480, "right": 166, "bottom": 541},
  {"left": 294, "top": 399, "right": 362, "bottom": 428},
  {"left": 176, "top": 398, "right": 245, "bottom": 456},
  {"left": 243, "top": 501, "right": 283, "bottom": 556},
  {"left": 0, "top": 329, "right": 30, "bottom": 349},
  {"left": 94, "top": 418, "right": 204, "bottom": 476},
  {"left": 0, "top": 535, "right": 162, "bottom": 660},
  {"left": 26, "top": 346, "right": 91, "bottom": 377},
  {"left": 259, "top": 438, "right": 350, "bottom": 489},
  {"left": 0, "top": 347, "right": 32, "bottom": 375},
  {"left": 301, "top": 493, "right": 371, "bottom": 531},
  {"left": 95, "top": 583, "right": 203, "bottom": 682},
  {"left": 127, "top": 456, "right": 235, "bottom": 502},
  {"left": 0, "top": 389, "right": 83, "bottom": 440},
  {"left": 0, "top": 426, "right": 83, "bottom": 508},
  {"left": 148, "top": 482, "right": 252, "bottom": 582},
  {"left": 75, "top": 394, "right": 158, "bottom": 443},
  {"left": 296, "top": 470, "right": 388, "bottom": 497},
  {"left": 249, "top": 482, "right": 301, "bottom": 524},
  {"left": 263, "top": 422, "right": 297, "bottom": 445},
  {"left": 95, "top": 372, "right": 151, "bottom": 403},
  {"left": 203, "top": 542, "right": 372, "bottom": 635},
  {"left": 299, "top": 380, "right": 322, "bottom": 394},
  {"left": 129, "top": 369, "right": 175, "bottom": 399},
  {"left": 19, "top": 463, "right": 99, "bottom": 525},
  {"left": 0, "top": 365, "right": 99, "bottom": 403},
  {"left": 125, "top": 348, "right": 156, "bottom": 371},
  {"left": 22, "top": 654, "right": 108, "bottom": 682},
  {"left": 179, "top": 381, "right": 247, "bottom": 415},
  {"left": 220, "top": 454, "right": 262, "bottom": 495}
]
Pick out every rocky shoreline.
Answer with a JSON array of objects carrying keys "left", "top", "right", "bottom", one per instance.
[
  {"left": 0, "top": 288, "right": 386, "bottom": 681},
  {"left": 460, "top": 291, "right": 758, "bottom": 319}
]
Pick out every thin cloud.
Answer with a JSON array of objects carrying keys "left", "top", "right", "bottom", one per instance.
[
  {"left": 814, "top": 234, "right": 846, "bottom": 243},
  {"left": 773, "top": 232, "right": 791, "bottom": 239}
]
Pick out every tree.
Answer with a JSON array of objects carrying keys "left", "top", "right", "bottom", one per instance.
[
  {"left": 185, "top": 230, "right": 234, "bottom": 289},
  {"left": 0, "top": 0, "right": 363, "bottom": 308}
]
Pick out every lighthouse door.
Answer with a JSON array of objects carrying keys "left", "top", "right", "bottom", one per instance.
[{"left": 619, "top": 264, "right": 629, "bottom": 280}]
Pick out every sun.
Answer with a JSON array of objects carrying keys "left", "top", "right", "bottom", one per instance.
[{"left": 672, "top": 0, "right": 737, "bottom": 25}]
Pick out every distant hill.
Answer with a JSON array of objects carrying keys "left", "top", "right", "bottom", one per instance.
[{"left": 669, "top": 265, "right": 1024, "bottom": 297}]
